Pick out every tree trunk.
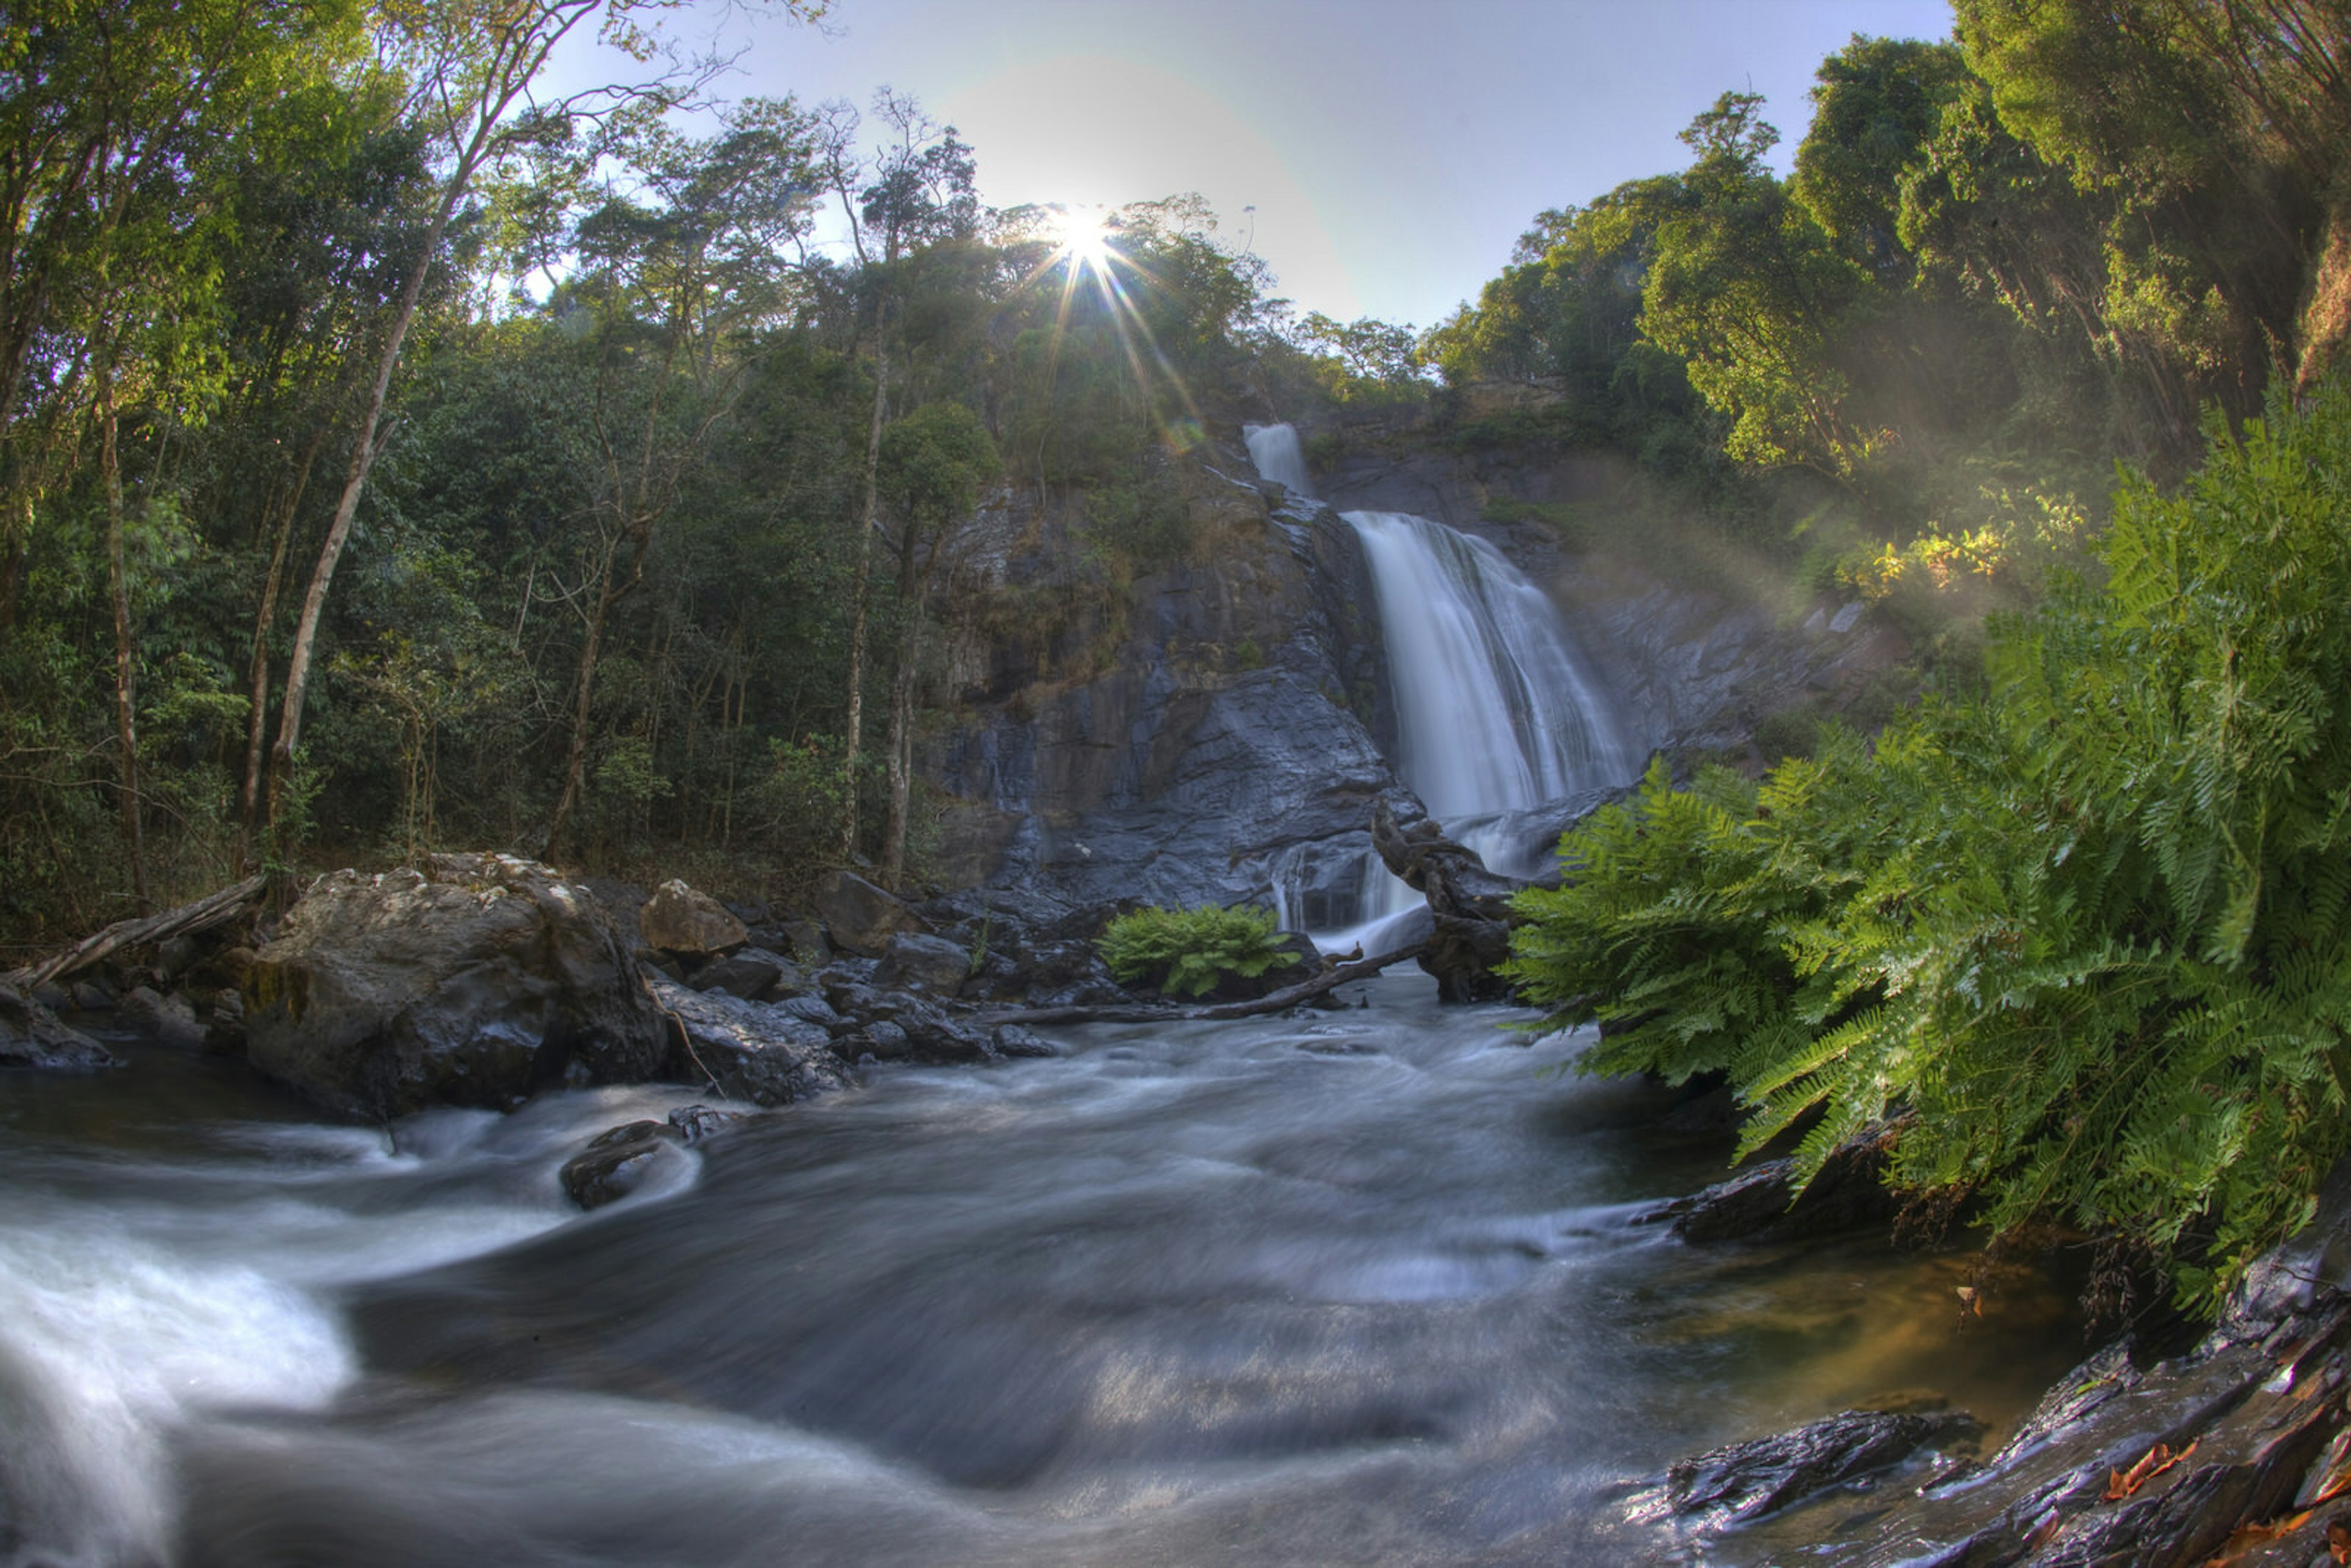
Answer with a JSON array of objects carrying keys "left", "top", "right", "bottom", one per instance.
[
  {"left": 880, "top": 616, "right": 918, "bottom": 887},
  {"left": 264, "top": 231, "right": 440, "bottom": 835},
  {"left": 839, "top": 309, "right": 890, "bottom": 861},
  {"left": 99, "top": 357, "right": 148, "bottom": 910},
  {"left": 261, "top": 0, "right": 598, "bottom": 839},
  {"left": 236, "top": 433, "right": 320, "bottom": 872},
  {"left": 543, "top": 535, "right": 625, "bottom": 863}
]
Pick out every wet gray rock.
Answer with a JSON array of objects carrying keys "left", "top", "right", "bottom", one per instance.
[
  {"left": 814, "top": 870, "right": 928, "bottom": 958},
  {"left": 120, "top": 985, "right": 206, "bottom": 1050},
  {"left": 665, "top": 1103, "right": 747, "bottom": 1145},
  {"left": 651, "top": 975, "right": 849, "bottom": 1107},
  {"left": 0, "top": 981, "right": 116, "bottom": 1070},
  {"left": 770, "top": 992, "right": 840, "bottom": 1029},
  {"left": 1639, "top": 1125, "right": 1902, "bottom": 1245},
  {"left": 872, "top": 932, "right": 975, "bottom": 996},
  {"left": 1665, "top": 1406, "right": 1981, "bottom": 1521},
  {"left": 921, "top": 450, "right": 1402, "bottom": 920},
  {"left": 820, "top": 980, "right": 994, "bottom": 1064},
  {"left": 560, "top": 1121, "right": 690, "bottom": 1210},
  {"left": 70, "top": 980, "right": 112, "bottom": 1012},
  {"left": 1698, "top": 1157, "right": 2351, "bottom": 1567},
  {"left": 991, "top": 1024, "right": 1057, "bottom": 1059},
  {"left": 689, "top": 947, "right": 801, "bottom": 1002},
  {"left": 637, "top": 879, "right": 747, "bottom": 958},
  {"left": 855, "top": 1020, "right": 911, "bottom": 1060},
  {"left": 242, "top": 853, "right": 667, "bottom": 1119}
]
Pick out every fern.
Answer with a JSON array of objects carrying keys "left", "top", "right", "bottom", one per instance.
[
  {"left": 1510, "top": 381, "right": 2351, "bottom": 1313},
  {"left": 1097, "top": 904, "right": 1289, "bottom": 999}
]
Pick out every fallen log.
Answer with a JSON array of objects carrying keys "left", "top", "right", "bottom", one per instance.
[
  {"left": 984, "top": 939, "right": 1434, "bottom": 1027},
  {"left": 4, "top": 873, "right": 269, "bottom": 990}
]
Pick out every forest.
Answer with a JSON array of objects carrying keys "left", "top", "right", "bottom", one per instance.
[{"left": 2, "top": 0, "right": 2349, "bottom": 1304}]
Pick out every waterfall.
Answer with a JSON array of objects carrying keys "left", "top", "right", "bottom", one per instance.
[{"left": 1245, "top": 422, "right": 1638, "bottom": 930}]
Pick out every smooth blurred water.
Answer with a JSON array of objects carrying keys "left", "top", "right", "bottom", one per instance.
[
  {"left": 0, "top": 985, "right": 2086, "bottom": 1565},
  {"left": 1242, "top": 424, "right": 1640, "bottom": 940}
]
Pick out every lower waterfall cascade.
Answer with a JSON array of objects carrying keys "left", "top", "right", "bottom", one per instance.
[{"left": 1242, "top": 422, "right": 1641, "bottom": 933}]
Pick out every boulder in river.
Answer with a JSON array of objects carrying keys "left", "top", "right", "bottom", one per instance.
[
  {"left": 241, "top": 853, "right": 667, "bottom": 1119},
  {"left": 560, "top": 1120, "right": 692, "bottom": 1210},
  {"left": 637, "top": 879, "right": 748, "bottom": 959},
  {"left": 0, "top": 981, "right": 116, "bottom": 1070}
]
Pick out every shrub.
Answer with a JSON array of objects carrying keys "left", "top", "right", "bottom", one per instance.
[
  {"left": 1098, "top": 904, "right": 1289, "bottom": 998},
  {"left": 1507, "top": 383, "right": 2351, "bottom": 1312}
]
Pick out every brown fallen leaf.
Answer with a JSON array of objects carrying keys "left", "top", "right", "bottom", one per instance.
[
  {"left": 2311, "top": 1441, "right": 2351, "bottom": 1507},
  {"left": 2203, "top": 1508, "right": 2312, "bottom": 1564},
  {"left": 1955, "top": 1285, "right": 1981, "bottom": 1318},
  {"left": 2330, "top": 1518, "right": 2350, "bottom": 1564},
  {"left": 2105, "top": 1438, "right": 2198, "bottom": 1502}
]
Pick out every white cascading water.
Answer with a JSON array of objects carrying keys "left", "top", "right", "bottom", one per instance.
[{"left": 1243, "top": 422, "right": 1640, "bottom": 933}]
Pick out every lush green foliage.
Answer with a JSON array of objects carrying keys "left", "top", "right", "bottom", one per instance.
[
  {"left": 1508, "top": 385, "right": 2351, "bottom": 1308},
  {"left": 1098, "top": 904, "right": 1289, "bottom": 999}
]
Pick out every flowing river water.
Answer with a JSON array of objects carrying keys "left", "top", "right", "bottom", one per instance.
[
  {"left": 5, "top": 431, "right": 2087, "bottom": 1561},
  {"left": 2, "top": 983, "right": 2087, "bottom": 1566}
]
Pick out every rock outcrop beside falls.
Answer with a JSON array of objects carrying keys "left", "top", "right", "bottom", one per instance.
[{"left": 921, "top": 444, "right": 1403, "bottom": 921}]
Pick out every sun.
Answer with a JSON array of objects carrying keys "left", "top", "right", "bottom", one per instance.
[{"left": 1052, "top": 204, "right": 1114, "bottom": 272}]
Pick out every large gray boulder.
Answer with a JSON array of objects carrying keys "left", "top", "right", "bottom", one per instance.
[
  {"left": 241, "top": 853, "right": 666, "bottom": 1118},
  {"left": 0, "top": 982, "right": 115, "bottom": 1070},
  {"left": 814, "top": 870, "right": 928, "bottom": 958},
  {"left": 637, "top": 879, "right": 747, "bottom": 958}
]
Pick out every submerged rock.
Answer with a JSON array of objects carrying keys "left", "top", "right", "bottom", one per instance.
[
  {"left": 560, "top": 1121, "right": 690, "bottom": 1210},
  {"left": 0, "top": 982, "right": 116, "bottom": 1071},
  {"left": 241, "top": 853, "right": 667, "bottom": 1119}
]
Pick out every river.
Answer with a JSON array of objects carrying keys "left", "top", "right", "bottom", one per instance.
[{"left": 1, "top": 977, "right": 2085, "bottom": 1565}]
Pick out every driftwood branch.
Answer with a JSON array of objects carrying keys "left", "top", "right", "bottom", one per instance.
[
  {"left": 5, "top": 874, "right": 268, "bottom": 989},
  {"left": 984, "top": 940, "right": 1432, "bottom": 1027}
]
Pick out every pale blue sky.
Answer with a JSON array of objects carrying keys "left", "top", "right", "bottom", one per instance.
[{"left": 552, "top": 0, "right": 1959, "bottom": 329}]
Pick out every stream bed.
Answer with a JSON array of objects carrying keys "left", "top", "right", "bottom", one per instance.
[{"left": 1, "top": 973, "right": 2088, "bottom": 1565}]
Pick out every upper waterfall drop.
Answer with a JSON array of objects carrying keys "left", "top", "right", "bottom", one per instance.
[
  {"left": 1245, "top": 421, "right": 1640, "bottom": 878},
  {"left": 1244, "top": 423, "right": 1318, "bottom": 498}
]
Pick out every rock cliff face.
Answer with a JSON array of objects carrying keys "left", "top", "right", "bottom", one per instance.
[
  {"left": 920, "top": 418, "right": 1906, "bottom": 922},
  {"left": 923, "top": 444, "right": 1404, "bottom": 922}
]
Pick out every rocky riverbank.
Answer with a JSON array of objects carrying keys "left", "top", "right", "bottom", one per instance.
[{"left": 10, "top": 848, "right": 2350, "bottom": 1564}]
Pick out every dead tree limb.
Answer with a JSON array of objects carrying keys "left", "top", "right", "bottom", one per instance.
[
  {"left": 5, "top": 873, "right": 268, "bottom": 989},
  {"left": 984, "top": 940, "right": 1433, "bottom": 1027}
]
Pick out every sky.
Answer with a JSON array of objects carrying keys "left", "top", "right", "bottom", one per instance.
[{"left": 549, "top": 0, "right": 1959, "bottom": 331}]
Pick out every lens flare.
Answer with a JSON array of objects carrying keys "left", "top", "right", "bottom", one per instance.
[{"left": 1053, "top": 204, "right": 1112, "bottom": 272}]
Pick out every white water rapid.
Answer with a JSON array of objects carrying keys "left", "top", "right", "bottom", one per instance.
[{"left": 1243, "top": 422, "right": 1640, "bottom": 930}]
